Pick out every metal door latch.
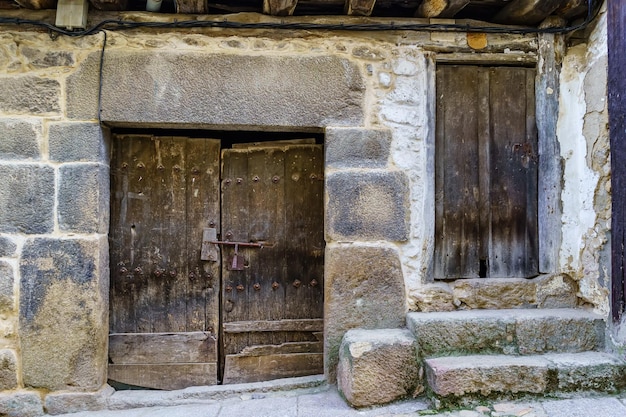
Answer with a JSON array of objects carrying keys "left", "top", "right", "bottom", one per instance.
[{"left": 200, "top": 228, "right": 270, "bottom": 270}]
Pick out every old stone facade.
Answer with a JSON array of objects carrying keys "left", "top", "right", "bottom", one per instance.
[{"left": 0, "top": 2, "right": 621, "bottom": 414}]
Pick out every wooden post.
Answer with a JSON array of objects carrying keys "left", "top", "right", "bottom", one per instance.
[
  {"left": 536, "top": 18, "right": 565, "bottom": 276},
  {"left": 345, "top": 0, "right": 377, "bottom": 16},
  {"left": 263, "top": 0, "right": 298, "bottom": 16},
  {"left": 609, "top": 1, "right": 626, "bottom": 322}
]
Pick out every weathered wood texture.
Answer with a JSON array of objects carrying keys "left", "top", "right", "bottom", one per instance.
[
  {"left": 435, "top": 66, "right": 538, "bottom": 279},
  {"left": 493, "top": 0, "right": 563, "bottom": 25},
  {"left": 89, "top": 0, "right": 127, "bottom": 11},
  {"left": 263, "top": 0, "right": 298, "bottom": 15},
  {"left": 609, "top": 0, "right": 626, "bottom": 322},
  {"left": 175, "top": 0, "right": 207, "bottom": 13},
  {"left": 345, "top": 0, "right": 377, "bottom": 16},
  {"left": 223, "top": 353, "right": 323, "bottom": 384},
  {"left": 14, "top": 0, "right": 56, "bottom": 8},
  {"left": 108, "top": 363, "right": 216, "bottom": 390},
  {"left": 109, "top": 332, "right": 217, "bottom": 364},
  {"left": 536, "top": 33, "right": 564, "bottom": 274},
  {"left": 109, "top": 135, "right": 221, "bottom": 387},
  {"left": 221, "top": 144, "right": 324, "bottom": 383},
  {"left": 416, "top": 0, "right": 469, "bottom": 18}
]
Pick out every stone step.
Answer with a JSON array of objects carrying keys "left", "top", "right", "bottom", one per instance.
[
  {"left": 425, "top": 351, "right": 626, "bottom": 399},
  {"left": 407, "top": 308, "right": 605, "bottom": 357}
]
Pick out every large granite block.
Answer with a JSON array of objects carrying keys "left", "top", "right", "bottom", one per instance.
[
  {"left": 19, "top": 237, "right": 109, "bottom": 391},
  {"left": 0, "top": 76, "right": 60, "bottom": 115},
  {"left": 49, "top": 123, "right": 107, "bottom": 163},
  {"left": 0, "top": 119, "right": 40, "bottom": 160},
  {"left": 325, "top": 127, "right": 391, "bottom": 169},
  {"left": 0, "top": 165, "right": 54, "bottom": 234},
  {"left": 326, "top": 171, "right": 409, "bottom": 241},
  {"left": 338, "top": 328, "right": 419, "bottom": 407},
  {"left": 58, "top": 164, "right": 109, "bottom": 233},
  {"left": 324, "top": 245, "right": 406, "bottom": 381}
]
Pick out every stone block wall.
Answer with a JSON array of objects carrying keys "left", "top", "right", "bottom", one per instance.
[{"left": 0, "top": 12, "right": 610, "bottom": 413}]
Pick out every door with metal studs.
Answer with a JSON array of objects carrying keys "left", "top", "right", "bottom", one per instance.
[{"left": 108, "top": 135, "right": 324, "bottom": 389}]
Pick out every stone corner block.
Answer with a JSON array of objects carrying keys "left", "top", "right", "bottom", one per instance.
[
  {"left": 0, "top": 391, "right": 44, "bottom": 417},
  {"left": 0, "top": 165, "right": 54, "bottom": 234},
  {"left": 19, "top": 237, "right": 109, "bottom": 391},
  {"left": 44, "top": 384, "right": 114, "bottom": 415},
  {"left": 325, "top": 127, "right": 392, "bottom": 169},
  {"left": 49, "top": 123, "right": 107, "bottom": 163},
  {"left": 535, "top": 274, "right": 578, "bottom": 309},
  {"left": 58, "top": 164, "right": 109, "bottom": 233},
  {"left": 66, "top": 52, "right": 101, "bottom": 120},
  {"left": 0, "top": 119, "right": 41, "bottom": 160},
  {"left": 326, "top": 171, "right": 409, "bottom": 242},
  {"left": 338, "top": 328, "right": 420, "bottom": 407},
  {"left": 324, "top": 245, "right": 406, "bottom": 382},
  {"left": 100, "top": 52, "right": 364, "bottom": 127}
]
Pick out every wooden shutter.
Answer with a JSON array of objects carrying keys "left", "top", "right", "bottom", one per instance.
[{"left": 435, "top": 65, "right": 538, "bottom": 279}]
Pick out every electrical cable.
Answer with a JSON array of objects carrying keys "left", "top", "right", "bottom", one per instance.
[{"left": 0, "top": 0, "right": 602, "bottom": 37}]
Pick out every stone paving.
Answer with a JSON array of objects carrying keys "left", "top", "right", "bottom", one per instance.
[{"left": 53, "top": 384, "right": 626, "bottom": 417}]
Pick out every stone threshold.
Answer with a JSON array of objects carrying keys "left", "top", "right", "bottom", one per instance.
[{"left": 107, "top": 374, "right": 328, "bottom": 410}]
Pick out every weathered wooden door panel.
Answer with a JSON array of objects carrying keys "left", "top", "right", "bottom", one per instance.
[
  {"left": 109, "top": 135, "right": 220, "bottom": 388},
  {"left": 435, "top": 66, "right": 538, "bottom": 279},
  {"left": 221, "top": 144, "right": 324, "bottom": 384}
]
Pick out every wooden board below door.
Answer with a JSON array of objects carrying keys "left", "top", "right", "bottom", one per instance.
[
  {"left": 108, "top": 135, "right": 221, "bottom": 390},
  {"left": 220, "top": 144, "right": 324, "bottom": 384}
]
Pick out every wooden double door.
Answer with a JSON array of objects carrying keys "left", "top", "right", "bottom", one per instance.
[{"left": 108, "top": 135, "right": 324, "bottom": 390}]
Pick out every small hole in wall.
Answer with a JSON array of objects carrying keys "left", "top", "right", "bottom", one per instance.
[{"left": 479, "top": 259, "right": 487, "bottom": 278}]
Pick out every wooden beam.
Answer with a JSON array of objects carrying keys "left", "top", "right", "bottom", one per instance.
[
  {"left": 89, "top": 0, "right": 127, "bottom": 11},
  {"left": 416, "top": 0, "right": 469, "bottom": 18},
  {"left": 263, "top": 0, "right": 298, "bottom": 16},
  {"left": 175, "top": 0, "right": 207, "bottom": 13},
  {"left": 493, "top": 0, "right": 563, "bottom": 25},
  {"left": 345, "top": 0, "right": 376, "bottom": 16},
  {"left": 554, "top": 0, "right": 588, "bottom": 20},
  {"left": 14, "top": 0, "right": 56, "bottom": 9},
  {"left": 224, "top": 319, "right": 323, "bottom": 333},
  {"left": 0, "top": 0, "right": 20, "bottom": 9},
  {"left": 609, "top": 0, "right": 626, "bottom": 322}
]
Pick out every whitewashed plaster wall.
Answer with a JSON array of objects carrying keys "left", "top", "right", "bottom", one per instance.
[{"left": 557, "top": 3, "right": 611, "bottom": 316}]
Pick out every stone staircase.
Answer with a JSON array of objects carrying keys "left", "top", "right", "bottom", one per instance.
[{"left": 407, "top": 308, "right": 626, "bottom": 405}]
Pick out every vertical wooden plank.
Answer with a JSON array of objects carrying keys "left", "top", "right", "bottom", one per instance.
[
  {"left": 221, "top": 150, "right": 250, "bottom": 359},
  {"left": 284, "top": 145, "right": 324, "bottom": 341},
  {"left": 186, "top": 139, "right": 221, "bottom": 334},
  {"left": 609, "top": 0, "right": 626, "bottom": 321},
  {"left": 524, "top": 68, "right": 539, "bottom": 276},
  {"left": 434, "top": 65, "right": 481, "bottom": 279},
  {"left": 110, "top": 135, "right": 139, "bottom": 333},
  {"left": 246, "top": 147, "right": 286, "bottom": 348},
  {"left": 489, "top": 67, "right": 535, "bottom": 277},
  {"left": 537, "top": 32, "right": 564, "bottom": 274},
  {"left": 477, "top": 68, "right": 491, "bottom": 276}
]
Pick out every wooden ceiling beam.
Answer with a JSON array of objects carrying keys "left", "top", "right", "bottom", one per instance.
[
  {"left": 415, "top": 0, "right": 469, "bottom": 18},
  {"left": 176, "top": 0, "right": 208, "bottom": 13},
  {"left": 554, "top": 0, "right": 588, "bottom": 20},
  {"left": 345, "top": 0, "right": 377, "bottom": 16},
  {"left": 493, "top": 0, "right": 564, "bottom": 25},
  {"left": 263, "top": 0, "right": 298, "bottom": 15},
  {"left": 14, "top": 0, "right": 56, "bottom": 9},
  {"left": 89, "top": 0, "right": 127, "bottom": 11}
]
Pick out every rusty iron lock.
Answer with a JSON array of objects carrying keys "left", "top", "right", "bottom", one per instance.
[{"left": 229, "top": 244, "right": 245, "bottom": 271}]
